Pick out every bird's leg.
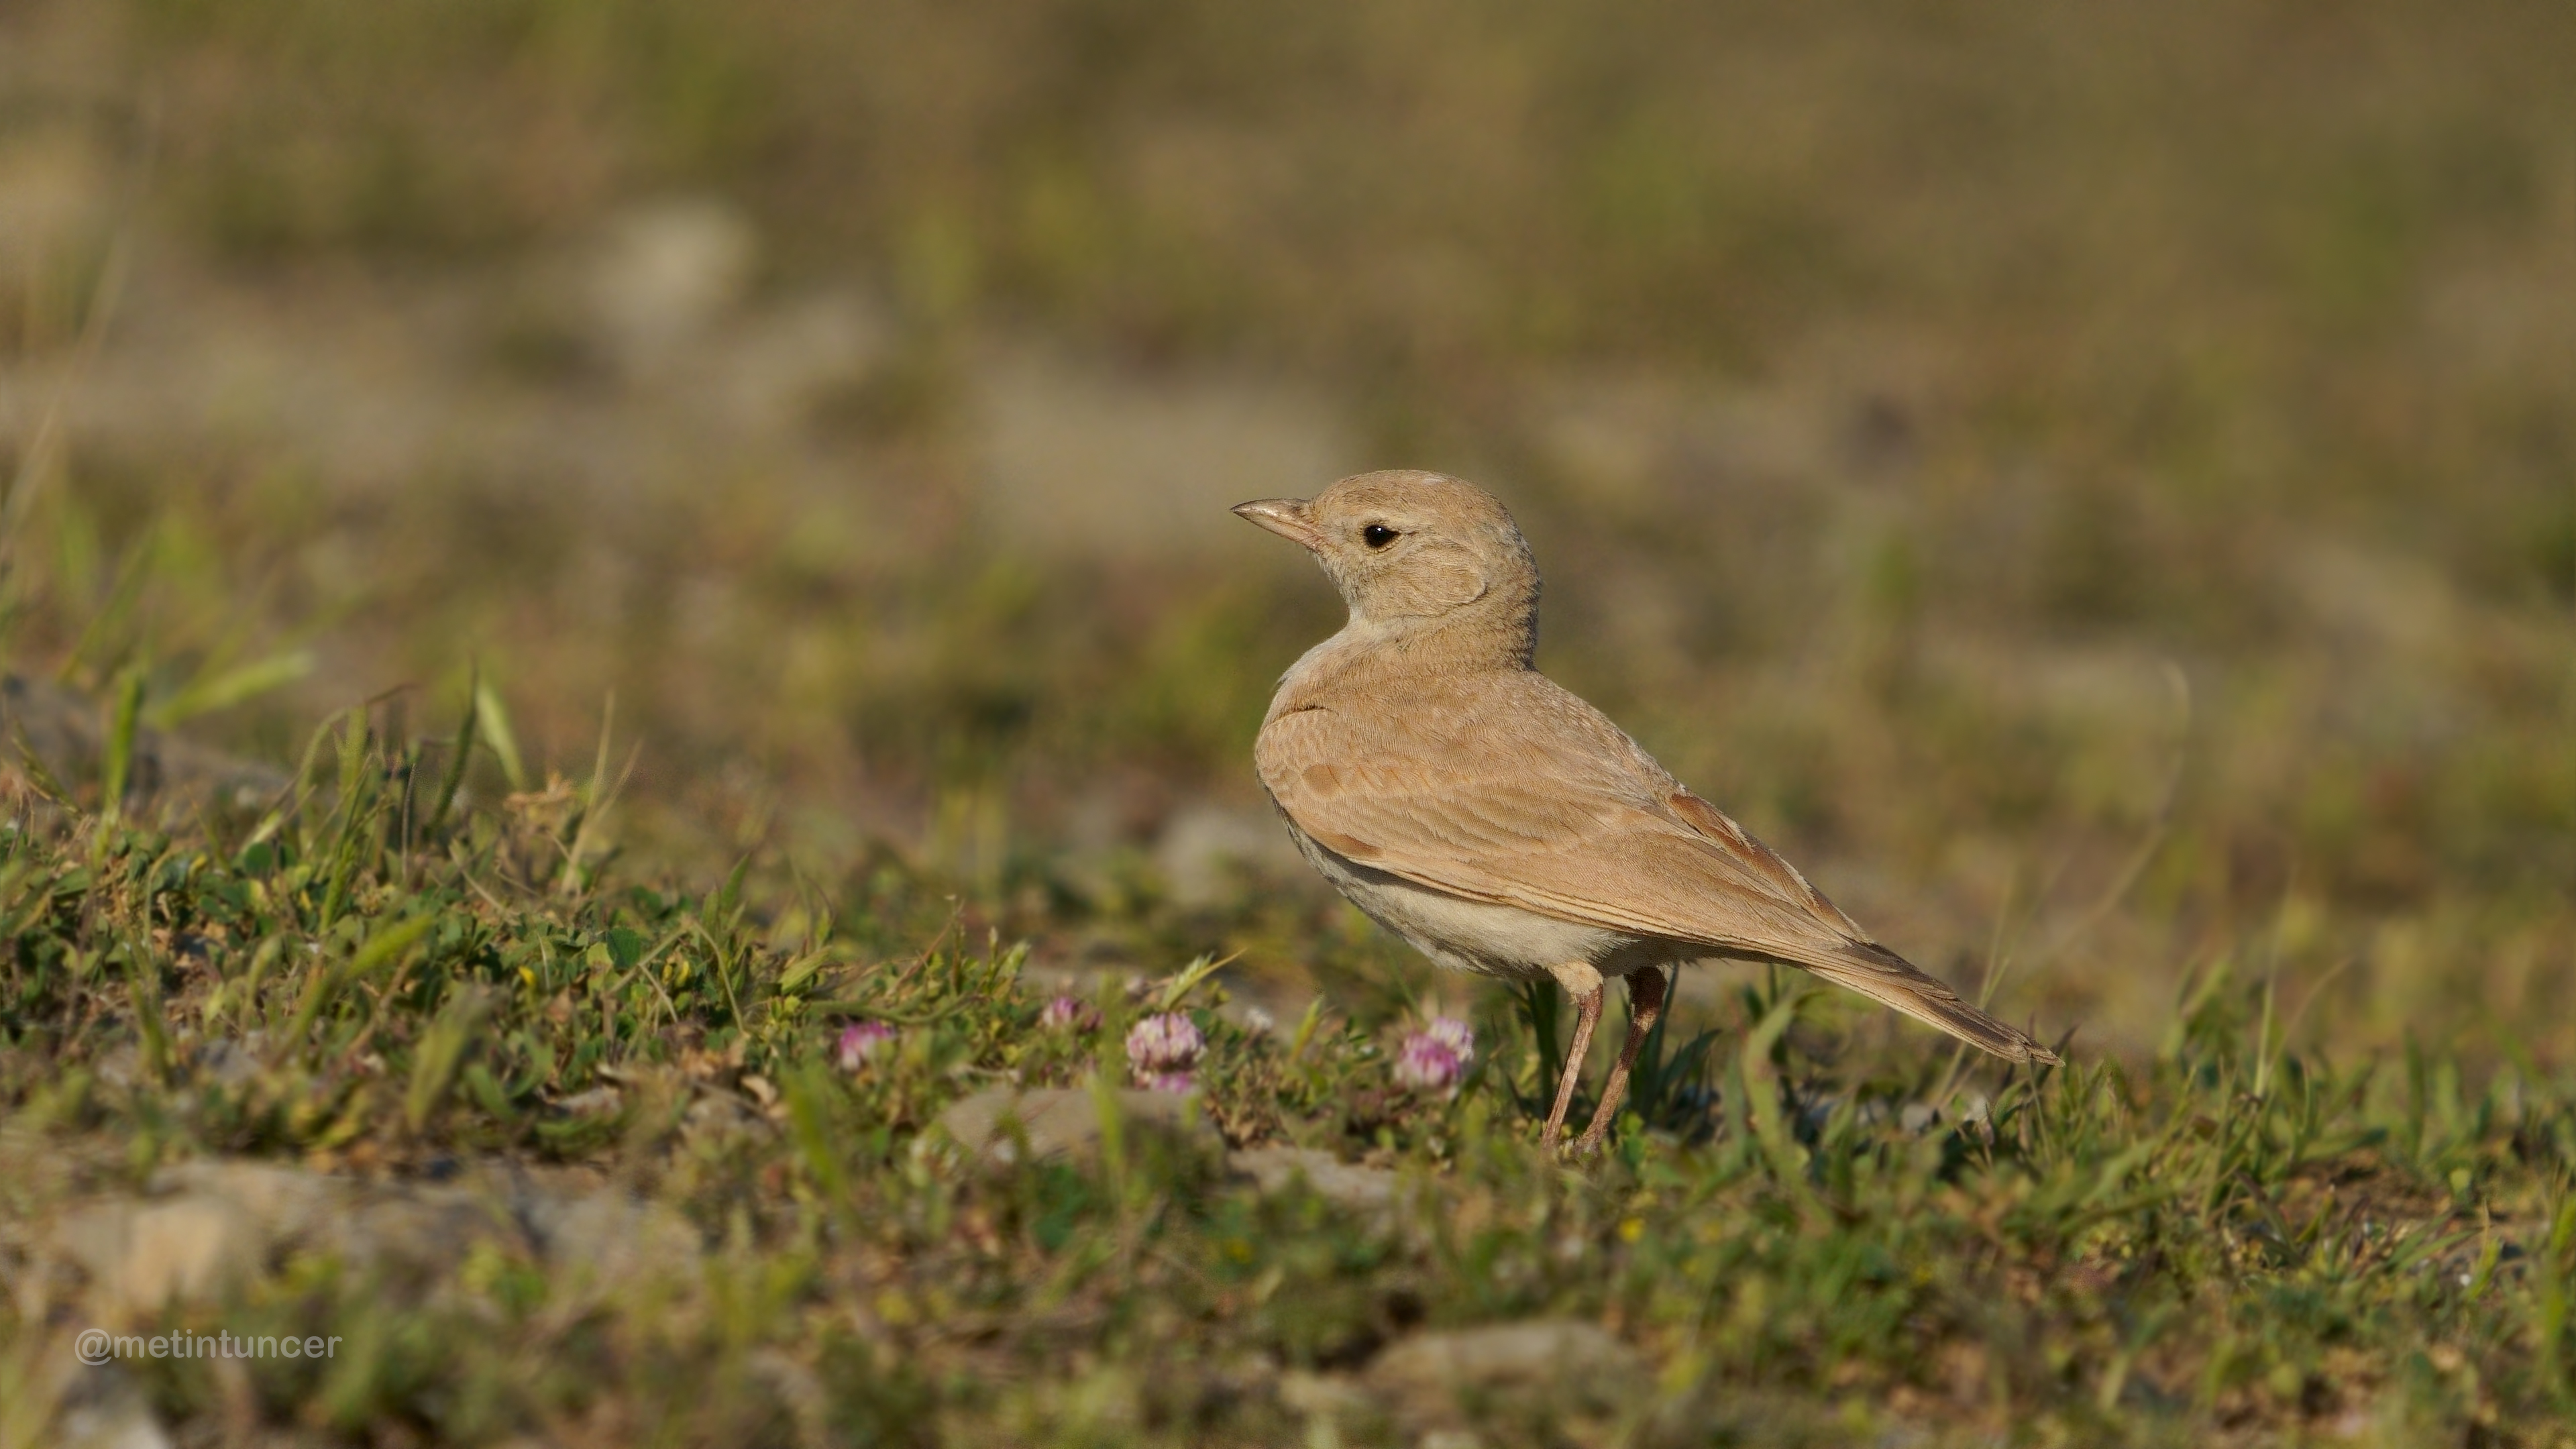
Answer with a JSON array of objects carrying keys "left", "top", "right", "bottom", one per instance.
[
  {"left": 1572, "top": 967, "right": 1670, "bottom": 1156},
  {"left": 1542, "top": 964, "right": 1606, "bottom": 1152}
]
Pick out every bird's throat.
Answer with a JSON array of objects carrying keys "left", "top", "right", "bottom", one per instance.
[{"left": 1274, "top": 602, "right": 1537, "bottom": 716}]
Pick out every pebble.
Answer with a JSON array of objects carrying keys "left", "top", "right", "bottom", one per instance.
[
  {"left": 56, "top": 1159, "right": 700, "bottom": 1318},
  {"left": 1366, "top": 1320, "right": 1646, "bottom": 1427},
  {"left": 935, "top": 1086, "right": 1224, "bottom": 1165},
  {"left": 1228, "top": 1144, "right": 1399, "bottom": 1216}
]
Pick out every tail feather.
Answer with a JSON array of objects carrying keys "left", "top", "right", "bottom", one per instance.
[{"left": 1778, "top": 939, "right": 2058, "bottom": 1066}]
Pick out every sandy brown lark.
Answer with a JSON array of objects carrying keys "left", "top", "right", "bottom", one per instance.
[{"left": 1235, "top": 470, "right": 2057, "bottom": 1155}]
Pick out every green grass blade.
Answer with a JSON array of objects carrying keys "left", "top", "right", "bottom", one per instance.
[
  {"left": 146, "top": 647, "right": 315, "bottom": 729},
  {"left": 473, "top": 679, "right": 525, "bottom": 793},
  {"left": 98, "top": 665, "right": 144, "bottom": 822},
  {"left": 421, "top": 668, "right": 480, "bottom": 839},
  {"left": 405, "top": 983, "right": 491, "bottom": 1134}
]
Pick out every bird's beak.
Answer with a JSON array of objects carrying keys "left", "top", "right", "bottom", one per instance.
[{"left": 1231, "top": 498, "right": 1322, "bottom": 550}]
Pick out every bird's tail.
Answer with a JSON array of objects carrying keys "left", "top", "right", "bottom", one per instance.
[{"left": 1784, "top": 940, "right": 2059, "bottom": 1065}]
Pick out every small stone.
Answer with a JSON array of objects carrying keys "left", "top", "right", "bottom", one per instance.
[
  {"left": 188, "top": 1037, "right": 264, "bottom": 1088},
  {"left": 1366, "top": 1320, "right": 1646, "bottom": 1428},
  {"left": 683, "top": 1093, "right": 767, "bottom": 1137},
  {"left": 154, "top": 1160, "right": 333, "bottom": 1240},
  {"left": 585, "top": 195, "right": 758, "bottom": 372},
  {"left": 52, "top": 1364, "right": 173, "bottom": 1449},
  {"left": 1230, "top": 1146, "right": 1398, "bottom": 1216},
  {"left": 935, "top": 1086, "right": 1221, "bottom": 1165},
  {"left": 513, "top": 1185, "right": 702, "bottom": 1291},
  {"left": 59, "top": 1196, "right": 260, "bottom": 1316},
  {"left": 0, "top": 674, "right": 291, "bottom": 814},
  {"left": 1277, "top": 1369, "right": 1374, "bottom": 1419},
  {"left": 1152, "top": 803, "right": 1308, "bottom": 907},
  {"left": 58, "top": 1157, "right": 708, "bottom": 1323},
  {"left": 554, "top": 1085, "right": 625, "bottom": 1118}
]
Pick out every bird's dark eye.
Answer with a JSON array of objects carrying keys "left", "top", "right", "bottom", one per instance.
[{"left": 1362, "top": 524, "right": 1398, "bottom": 548}]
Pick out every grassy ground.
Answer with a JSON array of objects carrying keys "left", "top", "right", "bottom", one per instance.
[
  {"left": 0, "top": 708, "right": 2571, "bottom": 1446},
  {"left": 2, "top": 1, "right": 2575, "bottom": 1442},
  {"left": 2, "top": 0, "right": 2570, "bottom": 1065}
]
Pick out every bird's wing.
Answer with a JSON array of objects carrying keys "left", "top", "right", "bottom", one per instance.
[{"left": 1257, "top": 684, "right": 2055, "bottom": 1064}]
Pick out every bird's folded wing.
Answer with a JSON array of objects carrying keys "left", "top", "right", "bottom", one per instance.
[
  {"left": 1258, "top": 704, "right": 2055, "bottom": 1063},
  {"left": 1260, "top": 702, "right": 1852, "bottom": 949}
]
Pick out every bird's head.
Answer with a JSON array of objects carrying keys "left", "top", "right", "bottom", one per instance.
[{"left": 1232, "top": 470, "right": 1540, "bottom": 661}]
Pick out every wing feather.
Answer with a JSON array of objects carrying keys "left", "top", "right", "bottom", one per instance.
[{"left": 1257, "top": 684, "right": 2054, "bottom": 1065}]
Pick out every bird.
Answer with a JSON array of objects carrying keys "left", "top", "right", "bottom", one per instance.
[{"left": 1234, "top": 470, "right": 2057, "bottom": 1155}]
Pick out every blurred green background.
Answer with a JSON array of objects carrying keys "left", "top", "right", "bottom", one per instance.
[{"left": 1, "top": 0, "right": 2569, "bottom": 1058}]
